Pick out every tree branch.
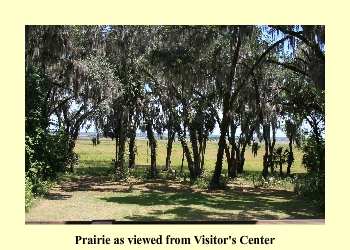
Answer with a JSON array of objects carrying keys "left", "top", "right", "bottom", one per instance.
[
  {"left": 265, "top": 59, "right": 309, "bottom": 77},
  {"left": 245, "top": 34, "right": 292, "bottom": 79},
  {"left": 269, "top": 25, "right": 325, "bottom": 64},
  {"left": 47, "top": 96, "right": 73, "bottom": 118}
]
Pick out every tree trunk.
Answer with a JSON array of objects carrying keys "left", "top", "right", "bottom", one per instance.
[
  {"left": 189, "top": 124, "right": 201, "bottom": 179},
  {"left": 227, "top": 144, "right": 237, "bottom": 179},
  {"left": 128, "top": 128, "right": 136, "bottom": 169},
  {"left": 238, "top": 146, "right": 246, "bottom": 174},
  {"left": 200, "top": 133, "right": 207, "bottom": 172},
  {"left": 67, "top": 126, "right": 79, "bottom": 172},
  {"left": 177, "top": 127, "right": 195, "bottom": 180},
  {"left": 210, "top": 34, "right": 242, "bottom": 187},
  {"left": 165, "top": 129, "right": 175, "bottom": 170},
  {"left": 286, "top": 138, "right": 294, "bottom": 175},
  {"left": 269, "top": 123, "right": 276, "bottom": 175},
  {"left": 262, "top": 125, "right": 269, "bottom": 179},
  {"left": 238, "top": 122, "right": 255, "bottom": 173},
  {"left": 279, "top": 161, "right": 283, "bottom": 176},
  {"left": 211, "top": 109, "right": 230, "bottom": 186},
  {"left": 227, "top": 123, "right": 237, "bottom": 178},
  {"left": 198, "top": 126, "right": 204, "bottom": 172},
  {"left": 146, "top": 120, "right": 157, "bottom": 178},
  {"left": 181, "top": 147, "right": 185, "bottom": 173},
  {"left": 118, "top": 117, "right": 126, "bottom": 170},
  {"left": 143, "top": 108, "right": 157, "bottom": 178},
  {"left": 114, "top": 127, "right": 119, "bottom": 169}
]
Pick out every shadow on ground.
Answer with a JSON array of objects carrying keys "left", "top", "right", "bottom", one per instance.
[{"left": 47, "top": 176, "right": 324, "bottom": 221}]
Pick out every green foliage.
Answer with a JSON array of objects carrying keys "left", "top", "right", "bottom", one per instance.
[
  {"left": 302, "top": 134, "right": 325, "bottom": 173},
  {"left": 109, "top": 167, "right": 131, "bottom": 182},
  {"left": 242, "top": 173, "right": 298, "bottom": 190},
  {"left": 294, "top": 173, "right": 325, "bottom": 212},
  {"left": 192, "top": 170, "right": 212, "bottom": 189},
  {"left": 25, "top": 177, "right": 35, "bottom": 212},
  {"left": 273, "top": 147, "right": 289, "bottom": 163},
  {"left": 146, "top": 167, "right": 159, "bottom": 179},
  {"left": 193, "top": 170, "right": 228, "bottom": 189},
  {"left": 131, "top": 166, "right": 149, "bottom": 179},
  {"left": 25, "top": 65, "right": 77, "bottom": 211},
  {"left": 108, "top": 158, "right": 131, "bottom": 181},
  {"left": 164, "top": 169, "right": 177, "bottom": 180},
  {"left": 296, "top": 134, "right": 325, "bottom": 211},
  {"left": 25, "top": 177, "right": 56, "bottom": 212},
  {"left": 272, "top": 146, "right": 290, "bottom": 175}
]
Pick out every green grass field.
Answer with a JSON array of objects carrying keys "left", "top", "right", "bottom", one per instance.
[
  {"left": 74, "top": 137, "right": 307, "bottom": 177},
  {"left": 25, "top": 137, "right": 322, "bottom": 222}
]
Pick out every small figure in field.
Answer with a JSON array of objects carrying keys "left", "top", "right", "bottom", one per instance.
[{"left": 92, "top": 137, "right": 97, "bottom": 147}]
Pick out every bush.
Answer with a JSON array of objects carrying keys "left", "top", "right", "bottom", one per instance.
[
  {"left": 109, "top": 168, "right": 131, "bottom": 181},
  {"left": 296, "top": 134, "right": 325, "bottom": 212},
  {"left": 108, "top": 158, "right": 131, "bottom": 181},
  {"left": 196, "top": 170, "right": 228, "bottom": 190},
  {"left": 131, "top": 166, "right": 149, "bottom": 179},
  {"left": 25, "top": 67, "right": 77, "bottom": 183},
  {"left": 294, "top": 172, "right": 325, "bottom": 211},
  {"left": 25, "top": 177, "right": 35, "bottom": 212},
  {"left": 302, "top": 134, "right": 325, "bottom": 173},
  {"left": 193, "top": 170, "right": 212, "bottom": 189},
  {"left": 25, "top": 65, "right": 76, "bottom": 209},
  {"left": 25, "top": 176, "right": 57, "bottom": 213}
]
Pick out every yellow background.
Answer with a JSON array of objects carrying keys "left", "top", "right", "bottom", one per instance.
[{"left": 0, "top": 0, "right": 345, "bottom": 249}]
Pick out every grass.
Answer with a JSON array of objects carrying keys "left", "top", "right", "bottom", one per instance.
[
  {"left": 73, "top": 137, "right": 306, "bottom": 178},
  {"left": 25, "top": 137, "right": 322, "bottom": 221},
  {"left": 25, "top": 176, "right": 322, "bottom": 221}
]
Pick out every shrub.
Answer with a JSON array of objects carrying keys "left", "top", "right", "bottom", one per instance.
[
  {"left": 108, "top": 158, "right": 131, "bottom": 181},
  {"left": 194, "top": 170, "right": 212, "bottom": 189},
  {"left": 294, "top": 172, "right": 325, "bottom": 211},
  {"left": 195, "top": 170, "right": 228, "bottom": 190},
  {"left": 25, "top": 177, "right": 35, "bottom": 212},
  {"left": 131, "top": 166, "right": 149, "bottom": 179},
  {"left": 301, "top": 134, "right": 325, "bottom": 173},
  {"left": 296, "top": 134, "right": 325, "bottom": 211},
  {"left": 110, "top": 168, "right": 131, "bottom": 181},
  {"left": 25, "top": 66, "right": 77, "bottom": 212}
]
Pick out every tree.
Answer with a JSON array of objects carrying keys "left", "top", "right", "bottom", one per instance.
[
  {"left": 283, "top": 118, "right": 303, "bottom": 175},
  {"left": 25, "top": 65, "right": 71, "bottom": 184},
  {"left": 26, "top": 26, "right": 117, "bottom": 167},
  {"left": 272, "top": 146, "right": 289, "bottom": 176},
  {"left": 265, "top": 25, "right": 325, "bottom": 92},
  {"left": 99, "top": 25, "right": 153, "bottom": 170},
  {"left": 147, "top": 25, "right": 219, "bottom": 181},
  {"left": 209, "top": 26, "right": 292, "bottom": 186}
]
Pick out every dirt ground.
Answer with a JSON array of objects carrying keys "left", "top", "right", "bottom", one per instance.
[{"left": 25, "top": 175, "right": 324, "bottom": 223}]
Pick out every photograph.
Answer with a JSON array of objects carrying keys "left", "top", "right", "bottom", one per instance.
[{"left": 24, "top": 25, "right": 325, "bottom": 224}]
